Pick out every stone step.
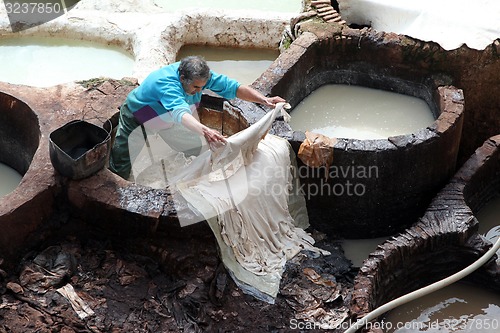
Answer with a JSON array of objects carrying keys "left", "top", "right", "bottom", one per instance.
[
  {"left": 314, "top": 3, "right": 329, "bottom": 9},
  {"left": 326, "top": 16, "right": 347, "bottom": 24},
  {"left": 317, "top": 6, "right": 334, "bottom": 13},
  {"left": 322, "top": 12, "right": 340, "bottom": 20},
  {"left": 311, "top": 0, "right": 332, "bottom": 5},
  {"left": 318, "top": 9, "right": 338, "bottom": 17}
]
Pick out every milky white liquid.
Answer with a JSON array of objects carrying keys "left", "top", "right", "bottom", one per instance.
[
  {"left": 154, "top": 0, "right": 302, "bottom": 13},
  {"left": 289, "top": 84, "right": 436, "bottom": 140},
  {"left": 0, "top": 163, "right": 22, "bottom": 198},
  {"left": 0, "top": 36, "right": 134, "bottom": 87},
  {"left": 384, "top": 282, "right": 500, "bottom": 333},
  {"left": 177, "top": 45, "right": 279, "bottom": 86}
]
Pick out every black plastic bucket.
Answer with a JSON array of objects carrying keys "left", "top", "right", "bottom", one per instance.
[{"left": 49, "top": 120, "right": 111, "bottom": 180}]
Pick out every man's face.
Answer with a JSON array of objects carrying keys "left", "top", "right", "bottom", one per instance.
[{"left": 182, "top": 77, "right": 207, "bottom": 95}]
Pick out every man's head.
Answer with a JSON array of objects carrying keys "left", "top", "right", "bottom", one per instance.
[{"left": 179, "top": 55, "right": 211, "bottom": 95}]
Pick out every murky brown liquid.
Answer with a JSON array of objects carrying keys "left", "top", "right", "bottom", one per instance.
[
  {"left": 176, "top": 45, "right": 279, "bottom": 86},
  {"left": 288, "top": 84, "right": 435, "bottom": 139},
  {"left": 382, "top": 196, "right": 500, "bottom": 332},
  {"left": 383, "top": 282, "right": 500, "bottom": 333},
  {"left": 0, "top": 163, "right": 22, "bottom": 198}
]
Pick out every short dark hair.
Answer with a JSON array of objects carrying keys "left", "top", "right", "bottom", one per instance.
[{"left": 178, "top": 55, "right": 211, "bottom": 85}]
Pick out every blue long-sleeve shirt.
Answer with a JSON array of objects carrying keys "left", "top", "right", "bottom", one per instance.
[{"left": 126, "top": 61, "right": 240, "bottom": 125}]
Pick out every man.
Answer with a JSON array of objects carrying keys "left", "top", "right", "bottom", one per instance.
[{"left": 108, "top": 55, "right": 286, "bottom": 179}]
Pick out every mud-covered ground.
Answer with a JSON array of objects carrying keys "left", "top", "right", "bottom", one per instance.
[{"left": 0, "top": 204, "right": 357, "bottom": 333}]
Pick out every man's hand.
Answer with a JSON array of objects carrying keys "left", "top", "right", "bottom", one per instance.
[
  {"left": 262, "top": 96, "right": 286, "bottom": 107},
  {"left": 181, "top": 112, "right": 227, "bottom": 150},
  {"left": 202, "top": 127, "right": 227, "bottom": 150},
  {"left": 236, "top": 85, "right": 287, "bottom": 108}
]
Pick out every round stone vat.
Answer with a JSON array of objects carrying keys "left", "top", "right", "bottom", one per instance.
[
  {"left": 0, "top": 36, "right": 135, "bottom": 87},
  {"left": 0, "top": 91, "right": 46, "bottom": 261},
  {"left": 350, "top": 135, "right": 500, "bottom": 330},
  {"left": 253, "top": 31, "right": 465, "bottom": 238},
  {"left": 0, "top": 92, "right": 39, "bottom": 180}
]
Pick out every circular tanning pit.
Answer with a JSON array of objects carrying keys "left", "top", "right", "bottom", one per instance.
[
  {"left": 0, "top": 91, "right": 43, "bottom": 260},
  {"left": 0, "top": 92, "right": 39, "bottom": 184},
  {"left": 350, "top": 135, "right": 500, "bottom": 331},
  {"left": 476, "top": 195, "right": 500, "bottom": 249},
  {"left": 288, "top": 70, "right": 463, "bottom": 239},
  {"left": 462, "top": 136, "right": 500, "bottom": 238},
  {"left": 0, "top": 36, "right": 134, "bottom": 87},
  {"left": 242, "top": 26, "right": 482, "bottom": 239},
  {"left": 254, "top": 31, "right": 466, "bottom": 239}
]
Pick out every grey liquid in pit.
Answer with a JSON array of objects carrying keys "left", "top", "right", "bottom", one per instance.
[
  {"left": 477, "top": 195, "right": 500, "bottom": 244},
  {"left": 0, "top": 163, "right": 22, "bottom": 198},
  {"left": 288, "top": 84, "right": 436, "bottom": 140},
  {"left": 383, "top": 196, "right": 500, "bottom": 332},
  {"left": 383, "top": 282, "right": 500, "bottom": 333},
  {"left": 176, "top": 45, "right": 279, "bottom": 86},
  {"left": 340, "top": 236, "right": 392, "bottom": 268}
]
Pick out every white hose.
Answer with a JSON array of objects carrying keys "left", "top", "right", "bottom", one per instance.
[{"left": 344, "top": 234, "right": 500, "bottom": 333}]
